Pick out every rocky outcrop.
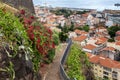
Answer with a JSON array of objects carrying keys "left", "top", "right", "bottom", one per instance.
[
  {"left": 0, "top": 45, "right": 41, "bottom": 80},
  {"left": 1, "top": 0, "right": 35, "bottom": 14}
]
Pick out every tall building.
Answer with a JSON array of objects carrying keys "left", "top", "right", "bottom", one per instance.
[{"left": 87, "top": 53, "right": 120, "bottom": 80}]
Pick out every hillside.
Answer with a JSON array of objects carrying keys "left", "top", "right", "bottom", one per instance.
[{"left": 1, "top": 0, "right": 34, "bottom": 13}]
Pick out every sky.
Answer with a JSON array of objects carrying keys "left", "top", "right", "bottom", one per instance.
[{"left": 33, "top": 0, "right": 120, "bottom": 11}]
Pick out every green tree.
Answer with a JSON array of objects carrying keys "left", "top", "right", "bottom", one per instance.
[
  {"left": 69, "top": 22, "right": 74, "bottom": 31},
  {"left": 59, "top": 32, "right": 68, "bottom": 42},
  {"left": 56, "top": 24, "right": 62, "bottom": 29},
  {"left": 50, "top": 9, "right": 73, "bottom": 18},
  {"left": 74, "top": 25, "right": 89, "bottom": 32},
  {"left": 76, "top": 10, "right": 89, "bottom": 14},
  {"left": 62, "top": 24, "right": 69, "bottom": 33},
  {"left": 108, "top": 26, "right": 120, "bottom": 38},
  {"left": 82, "top": 25, "right": 89, "bottom": 32},
  {"left": 108, "top": 38, "right": 115, "bottom": 42}
]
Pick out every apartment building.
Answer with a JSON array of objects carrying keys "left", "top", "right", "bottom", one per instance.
[{"left": 87, "top": 53, "right": 120, "bottom": 80}]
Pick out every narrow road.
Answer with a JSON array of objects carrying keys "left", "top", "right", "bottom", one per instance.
[{"left": 44, "top": 43, "right": 67, "bottom": 80}]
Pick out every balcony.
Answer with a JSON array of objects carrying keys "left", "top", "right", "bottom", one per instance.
[{"left": 112, "top": 71, "right": 118, "bottom": 79}]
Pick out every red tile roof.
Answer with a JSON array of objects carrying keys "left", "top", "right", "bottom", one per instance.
[
  {"left": 115, "top": 36, "right": 120, "bottom": 41},
  {"left": 116, "top": 31, "right": 120, "bottom": 35},
  {"left": 82, "top": 13, "right": 88, "bottom": 17},
  {"left": 74, "top": 29, "right": 82, "bottom": 34},
  {"left": 74, "top": 29, "right": 88, "bottom": 35},
  {"left": 83, "top": 44, "right": 96, "bottom": 50},
  {"left": 95, "top": 37, "right": 108, "bottom": 45},
  {"left": 116, "top": 41, "right": 120, "bottom": 45},
  {"left": 87, "top": 53, "right": 120, "bottom": 69},
  {"left": 102, "top": 47, "right": 115, "bottom": 51},
  {"left": 73, "top": 35, "right": 87, "bottom": 42}
]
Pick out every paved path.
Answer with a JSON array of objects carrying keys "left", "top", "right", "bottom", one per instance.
[{"left": 44, "top": 43, "right": 67, "bottom": 80}]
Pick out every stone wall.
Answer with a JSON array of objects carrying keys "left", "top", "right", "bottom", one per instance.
[{"left": 1, "top": 0, "right": 35, "bottom": 13}]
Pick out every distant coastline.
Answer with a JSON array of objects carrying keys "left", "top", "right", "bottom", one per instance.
[
  {"left": 35, "top": 5, "right": 120, "bottom": 12},
  {"left": 33, "top": 0, "right": 120, "bottom": 11}
]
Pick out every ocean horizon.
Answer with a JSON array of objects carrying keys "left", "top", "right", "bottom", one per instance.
[{"left": 33, "top": 0, "right": 120, "bottom": 11}]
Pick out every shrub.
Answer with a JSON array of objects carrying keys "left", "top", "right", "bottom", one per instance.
[
  {"left": 107, "top": 26, "right": 120, "bottom": 38},
  {"left": 45, "top": 49, "right": 55, "bottom": 64},
  {"left": 59, "top": 32, "right": 68, "bottom": 42},
  {"left": 53, "top": 31, "right": 60, "bottom": 45},
  {"left": 65, "top": 44, "right": 94, "bottom": 80}
]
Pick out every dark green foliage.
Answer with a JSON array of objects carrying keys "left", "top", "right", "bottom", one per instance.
[
  {"left": 108, "top": 38, "right": 115, "bottom": 42},
  {"left": 69, "top": 22, "right": 74, "bottom": 31},
  {"left": 62, "top": 25, "right": 69, "bottom": 33},
  {"left": 82, "top": 25, "right": 89, "bottom": 32},
  {"left": 48, "top": 49, "right": 55, "bottom": 62},
  {"left": 59, "top": 32, "right": 68, "bottom": 42},
  {"left": 107, "top": 26, "right": 120, "bottom": 38},
  {"left": 75, "top": 25, "right": 89, "bottom": 32},
  {"left": 51, "top": 9, "right": 73, "bottom": 18},
  {"left": 76, "top": 10, "right": 90, "bottom": 14},
  {"left": 56, "top": 24, "right": 62, "bottom": 30},
  {"left": 45, "top": 49, "right": 55, "bottom": 64},
  {"left": 51, "top": 9, "right": 89, "bottom": 18},
  {"left": 75, "top": 27, "right": 83, "bottom": 30}
]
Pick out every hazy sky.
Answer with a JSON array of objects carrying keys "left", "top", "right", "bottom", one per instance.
[{"left": 33, "top": 0, "right": 120, "bottom": 10}]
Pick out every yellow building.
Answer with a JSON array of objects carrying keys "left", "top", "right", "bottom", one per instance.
[{"left": 87, "top": 53, "right": 120, "bottom": 80}]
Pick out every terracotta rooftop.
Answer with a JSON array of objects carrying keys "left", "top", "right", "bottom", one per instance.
[
  {"left": 95, "top": 37, "right": 108, "bottom": 45},
  {"left": 73, "top": 35, "right": 87, "bottom": 42},
  {"left": 87, "top": 53, "right": 120, "bottom": 69},
  {"left": 74, "top": 29, "right": 83, "bottom": 34},
  {"left": 115, "top": 36, "right": 120, "bottom": 41},
  {"left": 83, "top": 44, "right": 96, "bottom": 50},
  {"left": 82, "top": 13, "right": 88, "bottom": 17},
  {"left": 116, "top": 31, "right": 120, "bottom": 35},
  {"left": 98, "top": 37, "right": 108, "bottom": 42},
  {"left": 116, "top": 41, "right": 120, "bottom": 45},
  {"left": 102, "top": 47, "right": 115, "bottom": 51},
  {"left": 74, "top": 29, "right": 88, "bottom": 35}
]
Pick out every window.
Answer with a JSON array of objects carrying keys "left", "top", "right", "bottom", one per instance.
[
  {"left": 112, "top": 71, "right": 118, "bottom": 78},
  {"left": 103, "top": 67, "right": 111, "bottom": 72},
  {"left": 112, "top": 71, "right": 117, "bottom": 74},
  {"left": 103, "top": 76, "right": 108, "bottom": 79},
  {"left": 103, "top": 71, "right": 109, "bottom": 75}
]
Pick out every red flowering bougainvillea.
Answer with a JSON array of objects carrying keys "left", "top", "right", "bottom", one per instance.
[{"left": 19, "top": 9, "right": 56, "bottom": 71}]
